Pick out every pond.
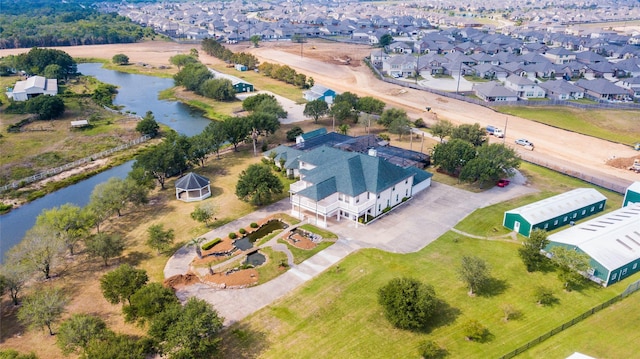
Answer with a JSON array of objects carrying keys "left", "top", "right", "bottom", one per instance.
[
  {"left": 233, "top": 220, "right": 288, "bottom": 251},
  {"left": 245, "top": 251, "right": 266, "bottom": 267},
  {"left": 77, "top": 63, "right": 212, "bottom": 137}
]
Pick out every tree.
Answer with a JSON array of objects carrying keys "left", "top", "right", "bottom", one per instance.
[
  {"left": 56, "top": 314, "right": 109, "bottom": 355},
  {"left": 377, "top": 277, "right": 439, "bottom": 330},
  {"left": 379, "top": 33, "right": 394, "bottom": 47},
  {"left": 85, "top": 233, "right": 125, "bottom": 267},
  {"left": 17, "top": 286, "right": 68, "bottom": 336},
  {"left": 378, "top": 107, "right": 407, "bottom": 128},
  {"left": 458, "top": 256, "right": 490, "bottom": 296},
  {"left": 36, "top": 203, "right": 89, "bottom": 256},
  {"left": 388, "top": 116, "right": 412, "bottom": 140},
  {"left": 9, "top": 224, "right": 65, "bottom": 280},
  {"left": 303, "top": 99, "right": 329, "bottom": 123},
  {"left": 100, "top": 264, "right": 149, "bottom": 305},
  {"left": 451, "top": 123, "right": 486, "bottom": 147},
  {"left": 173, "top": 62, "right": 212, "bottom": 92},
  {"left": 188, "top": 237, "right": 206, "bottom": 259},
  {"left": 190, "top": 203, "right": 216, "bottom": 226},
  {"left": 136, "top": 111, "right": 160, "bottom": 137},
  {"left": 356, "top": 96, "right": 385, "bottom": 115},
  {"left": 0, "top": 260, "right": 31, "bottom": 305},
  {"left": 148, "top": 297, "right": 224, "bottom": 359},
  {"left": 123, "top": 283, "right": 179, "bottom": 324},
  {"left": 26, "top": 95, "right": 65, "bottom": 120},
  {"left": 337, "top": 123, "right": 350, "bottom": 135},
  {"left": 533, "top": 285, "right": 557, "bottom": 306},
  {"left": 111, "top": 54, "right": 129, "bottom": 65},
  {"left": 188, "top": 132, "right": 212, "bottom": 167},
  {"left": 169, "top": 54, "right": 198, "bottom": 70},
  {"left": 199, "top": 78, "right": 236, "bottom": 101},
  {"left": 330, "top": 101, "right": 355, "bottom": 124},
  {"left": 235, "top": 164, "right": 283, "bottom": 206},
  {"left": 146, "top": 224, "right": 175, "bottom": 254},
  {"left": 250, "top": 34, "right": 261, "bottom": 47},
  {"left": 459, "top": 143, "right": 521, "bottom": 187},
  {"left": 0, "top": 349, "right": 38, "bottom": 359},
  {"left": 286, "top": 126, "right": 304, "bottom": 142},
  {"left": 133, "top": 132, "right": 190, "bottom": 189},
  {"left": 223, "top": 116, "right": 250, "bottom": 152},
  {"left": 202, "top": 120, "right": 227, "bottom": 159},
  {"left": 518, "top": 229, "right": 550, "bottom": 272},
  {"left": 431, "top": 139, "right": 476, "bottom": 176},
  {"left": 430, "top": 119, "right": 454, "bottom": 143},
  {"left": 550, "top": 247, "right": 590, "bottom": 290},
  {"left": 43, "top": 64, "right": 64, "bottom": 80},
  {"left": 334, "top": 91, "right": 359, "bottom": 109}
]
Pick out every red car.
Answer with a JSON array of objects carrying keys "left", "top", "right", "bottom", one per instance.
[{"left": 497, "top": 179, "right": 510, "bottom": 187}]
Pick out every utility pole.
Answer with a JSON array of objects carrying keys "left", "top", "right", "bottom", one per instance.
[{"left": 503, "top": 116, "right": 508, "bottom": 144}]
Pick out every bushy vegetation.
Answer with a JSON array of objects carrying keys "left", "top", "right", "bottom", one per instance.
[
  {"left": 202, "top": 238, "right": 222, "bottom": 251},
  {"left": 378, "top": 277, "right": 440, "bottom": 330},
  {"left": 201, "top": 38, "right": 259, "bottom": 69}
]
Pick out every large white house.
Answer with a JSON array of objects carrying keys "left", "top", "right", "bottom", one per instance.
[
  {"left": 268, "top": 145, "right": 432, "bottom": 227},
  {"left": 6, "top": 76, "right": 58, "bottom": 101}
]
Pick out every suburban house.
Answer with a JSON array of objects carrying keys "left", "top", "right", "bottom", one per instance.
[
  {"left": 623, "top": 181, "right": 640, "bottom": 207},
  {"left": 539, "top": 80, "right": 585, "bottom": 100},
  {"left": 618, "top": 77, "right": 640, "bottom": 98},
  {"left": 382, "top": 54, "right": 416, "bottom": 78},
  {"left": 575, "top": 78, "right": 631, "bottom": 102},
  {"left": 542, "top": 47, "right": 576, "bottom": 64},
  {"left": 208, "top": 68, "right": 254, "bottom": 93},
  {"left": 473, "top": 82, "right": 518, "bottom": 102},
  {"left": 504, "top": 75, "right": 546, "bottom": 99},
  {"left": 503, "top": 188, "right": 607, "bottom": 237},
  {"left": 6, "top": 76, "right": 58, "bottom": 101},
  {"left": 268, "top": 145, "right": 431, "bottom": 227},
  {"left": 545, "top": 203, "right": 640, "bottom": 287},
  {"left": 303, "top": 84, "right": 336, "bottom": 104}
]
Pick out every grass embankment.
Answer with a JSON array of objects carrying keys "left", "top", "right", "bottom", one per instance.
[
  {"left": 75, "top": 57, "right": 176, "bottom": 78},
  {"left": 220, "top": 163, "right": 637, "bottom": 359},
  {"left": 496, "top": 106, "right": 640, "bottom": 146}
]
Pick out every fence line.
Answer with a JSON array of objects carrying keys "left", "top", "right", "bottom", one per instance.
[
  {"left": 498, "top": 279, "right": 640, "bottom": 359},
  {"left": 0, "top": 134, "right": 151, "bottom": 193}
]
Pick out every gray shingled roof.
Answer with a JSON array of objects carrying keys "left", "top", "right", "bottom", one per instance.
[{"left": 175, "top": 172, "right": 210, "bottom": 190}]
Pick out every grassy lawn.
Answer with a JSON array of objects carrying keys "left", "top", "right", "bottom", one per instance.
[
  {"left": 278, "top": 240, "right": 335, "bottom": 265},
  {"left": 76, "top": 57, "right": 176, "bottom": 78},
  {"left": 224, "top": 234, "right": 640, "bottom": 358},
  {"left": 495, "top": 106, "right": 640, "bottom": 146},
  {"left": 517, "top": 291, "right": 640, "bottom": 359}
]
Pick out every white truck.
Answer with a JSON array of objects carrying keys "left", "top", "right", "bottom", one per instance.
[{"left": 486, "top": 125, "right": 504, "bottom": 138}]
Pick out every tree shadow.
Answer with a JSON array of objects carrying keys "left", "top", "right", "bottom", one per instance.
[
  {"left": 209, "top": 185, "right": 224, "bottom": 199},
  {"left": 478, "top": 277, "right": 509, "bottom": 297},
  {"left": 126, "top": 251, "right": 152, "bottom": 266},
  {"left": 219, "top": 323, "right": 269, "bottom": 359},
  {"left": 420, "top": 300, "right": 461, "bottom": 333},
  {"left": 0, "top": 302, "right": 27, "bottom": 344}
]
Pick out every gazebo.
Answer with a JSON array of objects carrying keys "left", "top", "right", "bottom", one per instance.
[{"left": 175, "top": 172, "right": 211, "bottom": 202}]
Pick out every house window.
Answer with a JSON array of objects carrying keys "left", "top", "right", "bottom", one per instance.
[
  {"left": 622, "top": 268, "right": 628, "bottom": 275},
  {"left": 377, "top": 194, "right": 380, "bottom": 199},
  {"left": 633, "top": 263, "right": 637, "bottom": 270},
  {"left": 564, "top": 216, "right": 568, "bottom": 222},
  {"left": 582, "top": 210, "right": 586, "bottom": 215},
  {"left": 378, "top": 204, "right": 381, "bottom": 212},
  {"left": 590, "top": 207, "right": 594, "bottom": 212},
  {"left": 573, "top": 213, "right": 577, "bottom": 219},
  {"left": 599, "top": 204, "right": 603, "bottom": 209},
  {"left": 396, "top": 194, "right": 399, "bottom": 202},
  {"left": 554, "top": 220, "right": 558, "bottom": 225},
  {"left": 392, "top": 186, "right": 395, "bottom": 191},
  {"left": 544, "top": 223, "right": 548, "bottom": 229},
  {"left": 387, "top": 200, "right": 390, "bottom": 207},
  {"left": 405, "top": 179, "right": 408, "bottom": 184},
  {"left": 406, "top": 189, "right": 409, "bottom": 196},
  {"left": 612, "top": 273, "right": 617, "bottom": 280}
]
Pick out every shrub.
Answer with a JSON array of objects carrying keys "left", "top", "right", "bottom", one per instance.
[
  {"left": 202, "top": 238, "right": 222, "bottom": 250},
  {"left": 462, "top": 319, "right": 489, "bottom": 342},
  {"left": 414, "top": 118, "right": 427, "bottom": 128},
  {"left": 229, "top": 232, "right": 237, "bottom": 239},
  {"left": 378, "top": 277, "right": 439, "bottom": 330},
  {"left": 418, "top": 340, "right": 446, "bottom": 359},
  {"left": 382, "top": 206, "right": 392, "bottom": 214},
  {"left": 533, "top": 285, "right": 557, "bottom": 306},
  {"left": 239, "top": 228, "right": 247, "bottom": 235},
  {"left": 250, "top": 222, "right": 258, "bottom": 228}
]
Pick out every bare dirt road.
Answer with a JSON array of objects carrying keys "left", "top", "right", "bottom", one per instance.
[{"left": 2, "top": 40, "right": 638, "bottom": 188}]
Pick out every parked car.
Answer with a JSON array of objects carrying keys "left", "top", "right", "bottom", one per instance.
[
  {"left": 497, "top": 179, "right": 510, "bottom": 187},
  {"left": 515, "top": 138, "right": 533, "bottom": 147}
]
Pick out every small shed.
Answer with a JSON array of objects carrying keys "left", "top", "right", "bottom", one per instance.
[
  {"left": 175, "top": 172, "right": 211, "bottom": 202},
  {"left": 546, "top": 203, "right": 640, "bottom": 287},
  {"left": 235, "top": 64, "right": 247, "bottom": 71},
  {"left": 623, "top": 181, "right": 640, "bottom": 207},
  {"left": 503, "top": 188, "right": 607, "bottom": 237}
]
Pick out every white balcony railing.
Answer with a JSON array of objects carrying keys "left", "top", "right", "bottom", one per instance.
[
  {"left": 289, "top": 180, "right": 308, "bottom": 193},
  {"left": 292, "top": 195, "right": 375, "bottom": 217}
]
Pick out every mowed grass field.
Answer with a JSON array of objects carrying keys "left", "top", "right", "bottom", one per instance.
[
  {"left": 496, "top": 106, "right": 640, "bottom": 146},
  {"left": 219, "top": 164, "right": 639, "bottom": 359}
]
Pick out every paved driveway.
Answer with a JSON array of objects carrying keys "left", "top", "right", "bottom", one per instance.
[
  {"left": 236, "top": 90, "right": 306, "bottom": 124},
  {"left": 167, "top": 179, "right": 537, "bottom": 325}
]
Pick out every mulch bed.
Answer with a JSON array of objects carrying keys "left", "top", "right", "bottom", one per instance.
[
  {"left": 285, "top": 232, "right": 317, "bottom": 250},
  {"left": 203, "top": 269, "right": 259, "bottom": 287},
  {"left": 164, "top": 272, "right": 201, "bottom": 290}
]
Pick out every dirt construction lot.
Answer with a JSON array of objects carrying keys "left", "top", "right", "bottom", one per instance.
[{"left": 2, "top": 40, "right": 638, "bottom": 187}]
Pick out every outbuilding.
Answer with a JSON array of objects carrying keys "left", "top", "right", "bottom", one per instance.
[
  {"left": 503, "top": 188, "right": 607, "bottom": 237},
  {"left": 623, "top": 181, "right": 640, "bottom": 207},
  {"left": 546, "top": 203, "right": 640, "bottom": 287},
  {"left": 175, "top": 172, "right": 211, "bottom": 202}
]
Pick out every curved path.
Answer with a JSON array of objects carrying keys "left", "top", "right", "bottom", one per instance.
[{"left": 165, "top": 174, "right": 538, "bottom": 325}]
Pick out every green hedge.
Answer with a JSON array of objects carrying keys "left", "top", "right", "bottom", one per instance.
[
  {"left": 250, "top": 222, "right": 258, "bottom": 228},
  {"left": 202, "top": 238, "right": 222, "bottom": 250},
  {"left": 239, "top": 228, "right": 247, "bottom": 234},
  {"left": 229, "top": 232, "right": 237, "bottom": 239}
]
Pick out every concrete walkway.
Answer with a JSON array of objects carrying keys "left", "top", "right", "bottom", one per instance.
[{"left": 165, "top": 175, "right": 538, "bottom": 325}]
